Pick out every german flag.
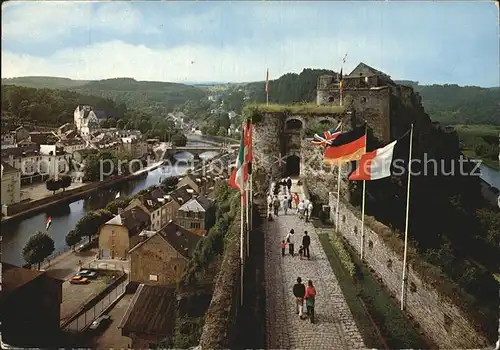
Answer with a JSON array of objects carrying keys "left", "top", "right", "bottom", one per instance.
[{"left": 323, "top": 125, "right": 366, "bottom": 165}]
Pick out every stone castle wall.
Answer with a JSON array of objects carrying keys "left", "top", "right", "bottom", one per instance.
[{"left": 328, "top": 192, "right": 491, "bottom": 349}]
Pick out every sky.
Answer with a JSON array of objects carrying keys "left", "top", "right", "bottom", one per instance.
[{"left": 1, "top": 1, "right": 499, "bottom": 87}]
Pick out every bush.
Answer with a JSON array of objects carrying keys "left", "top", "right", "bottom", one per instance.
[{"left": 330, "top": 233, "right": 356, "bottom": 278}]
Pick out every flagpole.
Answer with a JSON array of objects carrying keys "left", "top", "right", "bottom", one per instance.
[
  {"left": 240, "top": 193, "right": 245, "bottom": 306},
  {"left": 335, "top": 123, "right": 343, "bottom": 231},
  {"left": 400, "top": 123, "right": 414, "bottom": 311},
  {"left": 360, "top": 124, "right": 368, "bottom": 260},
  {"left": 246, "top": 184, "right": 250, "bottom": 257}
]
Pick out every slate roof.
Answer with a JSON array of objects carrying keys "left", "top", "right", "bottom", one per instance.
[
  {"left": 136, "top": 187, "right": 168, "bottom": 212},
  {"left": 1, "top": 145, "right": 40, "bottom": 159},
  {"left": 1, "top": 161, "right": 20, "bottom": 174},
  {"left": 118, "top": 284, "right": 177, "bottom": 336},
  {"left": 169, "top": 184, "right": 195, "bottom": 205},
  {"left": 178, "top": 196, "right": 212, "bottom": 213},
  {"left": 105, "top": 206, "right": 150, "bottom": 236},
  {"left": 158, "top": 221, "right": 201, "bottom": 259}
]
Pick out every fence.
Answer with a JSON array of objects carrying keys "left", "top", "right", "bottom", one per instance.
[
  {"left": 64, "top": 277, "right": 128, "bottom": 332},
  {"left": 86, "top": 261, "right": 125, "bottom": 271}
]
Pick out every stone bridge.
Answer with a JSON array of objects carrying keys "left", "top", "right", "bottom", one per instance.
[{"left": 153, "top": 142, "right": 238, "bottom": 160}]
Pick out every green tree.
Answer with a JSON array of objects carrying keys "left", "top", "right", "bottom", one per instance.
[
  {"left": 46, "top": 178, "right": 61, "bottom": 194},
  {"left": 60, "top": 174, "right": 72, "bottom": 191},
  {"left": 22, "top": 231, "right": 55, "bottom": 269},
  {"left": 105, "top": 197, "right": 131, "bottom": 214},
  {"left": 65, "top": 230, "right": 81, "bottom": 251},
  {"left": 160, "top": 176, "right": 179, "bottom": 192},
  {"left": 75, "top": 209, "right": 114, "bottom": 242}
]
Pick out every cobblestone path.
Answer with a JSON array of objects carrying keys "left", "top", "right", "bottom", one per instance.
[{"left": 264, "top": 181, "right": 365, "bottom": 349}]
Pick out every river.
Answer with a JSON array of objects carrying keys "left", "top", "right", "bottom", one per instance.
[
  {"left": 479, "top": 164, "right": 500, "bottom": 189},
  {"left": 1, "top": 137, "right": 219, "bottom": 266}
]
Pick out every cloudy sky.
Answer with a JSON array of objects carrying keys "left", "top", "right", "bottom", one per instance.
[{"left": 1, "top": 1, "right": 499, "bottom": 86}]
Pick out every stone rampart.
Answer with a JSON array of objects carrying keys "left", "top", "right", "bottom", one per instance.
[{"left": 328, "top": 192, "right": 493, "bottom": 348}]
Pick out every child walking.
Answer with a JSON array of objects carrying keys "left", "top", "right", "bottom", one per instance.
[{"left": 281, "top": 240, "right": 287, "bottom": 256}]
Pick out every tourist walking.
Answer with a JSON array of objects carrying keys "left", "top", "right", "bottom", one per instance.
[
  {"left": 302, "top": 231, "right": 311, "bottom": 259},
  {"left": 297, "top": 200, "right": 305, "bottom": 220},
  {"left": 305, "top": 280, "right": 317, "bottom": 323},
  {"left": 273, "top": 196, "right": 280, "bottom": 216},
  {"left": 286, "top": 229, "right": 295, "bottom": 256},
  {"left": 288, "top": 196, "right": 292, "bottom": 209},
  {"left": 306, "top": 201, "right": 313, "bottom": 222},
  {"left": 282, "top": 196, "right": 288, "bottom": 215},
  {"left": 293, "top": 192, "right": 300, "bottom": 208},
  {"left": 293, "top": 277, "right": 306, "bottom": 318},
  {"left": 304, "top": 198, "right": 310, "bottom": 221},
  {"left": 286, "top": 176, "right": 292, "bottom": 195}
]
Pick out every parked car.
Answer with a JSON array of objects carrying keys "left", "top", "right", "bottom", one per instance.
[
  {"left": 70, "top": 275, "right": 89, "bottom": 284},
  {"left": 88, "top": 315, "right": 111, "bottom": 331},
  {"left": 78, "top": 269, "right": 98, "bottom": 279}
]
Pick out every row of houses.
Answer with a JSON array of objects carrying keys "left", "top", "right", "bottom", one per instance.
[
  {"left": 0, "top": 153, "right": 237, "bottom": 348},
  {"left": 1, "top": 110, "right": 150, "bottom": 208},
  {"left": 96, "top": 155, "right": 235, "bottom": 347}
]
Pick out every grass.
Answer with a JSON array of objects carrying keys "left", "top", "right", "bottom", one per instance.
[
  {"left": 243, "top": 102, "right": 345, "bottom": 117},
  {"left": 317, "top": 232, "right": 429, "bottom": 349},
  {"left": 453, "top": 124, "right": 500, "bottom": 170}
]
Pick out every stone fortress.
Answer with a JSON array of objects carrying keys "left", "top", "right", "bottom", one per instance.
[{"left": 251, "top": 62, "right": 494, "bottom": 348}]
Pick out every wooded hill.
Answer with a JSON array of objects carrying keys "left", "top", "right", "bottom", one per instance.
[
  {"left": 2, "top": 77, "right": 207, "bottom": 115},
  {"left": 244, "top": 70, "right": 500, "bottom": 126}
]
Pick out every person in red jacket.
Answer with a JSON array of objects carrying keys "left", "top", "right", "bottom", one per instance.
[{"left": 304, "top": 280, "right": 317, "bottom": 323}]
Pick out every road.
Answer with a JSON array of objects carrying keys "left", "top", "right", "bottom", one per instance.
[{"left": 92, "top": 293, "right": 134, "bottom": 349}]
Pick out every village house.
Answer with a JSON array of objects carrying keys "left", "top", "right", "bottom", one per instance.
[
  {"left": 74, "top": 105, "right": 99, "bottom": 138},
  {"left": 176, "top": 196, "right": 214, "bottom": 234},
  {"left": 10, "top": 126, "right": 30, "bottom": 144},
  {"left": 177, "top": 173, "right": 207, "bottom": 195},
  {"left": 121, "top": 135, "right": 148, "bottom": 159},
  {"left": 1, "top": 161, "right": 21, "bottom": 206},
  {"left": 56, "top": 138, "right": 86, "bottom": 154},
  {"left": 98, "top": 206, "right": 151, "bottom": 259},
  {"left": 39, "top": 144, "right": 72, "bottom": 177},
  {"left": 28, "top": 131, "right": 55, "bottom": 145},
  {"left": 126, "top": 187, "right": 169, "bottom": 231},
  {"left": 1, "top": 132, "right": 15, "bottom": 145},
  {"left": 128, "top": 221, "right": 201, "bottom": 286},
  {"left": 160, "top": 184, "right": 196, "bottom": 225},
  {"left": 0, "top": 263, "right": 63, "bottom": 347},
  {"left": 118, "top": 284, "right": 177, "bottom": 348},
  {"left": 1, "top": 144, "right": 40, "bottom": 176}
]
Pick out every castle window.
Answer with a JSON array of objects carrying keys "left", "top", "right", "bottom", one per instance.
[
  {"left": 410, "top": 282, "right": 417, "bottom": 293},
  {"left": 368, "top": 240, "right": 373, "bottom": 249},
  {"left": 361, "top": 97, "right": 367, "bottom": 103},
  {"left": 387, "top": 259, "right": 393, "bottom": 270},
  {"left": 328, "top": 96, "right": 335, "bottom": 103},
  {"left": 342, "top": 215, "right": 346, "bottom": 223}
]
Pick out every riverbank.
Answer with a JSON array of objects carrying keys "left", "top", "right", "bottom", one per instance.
[{"left": 1, "top": 161, "right": 164, "bottom": 225}]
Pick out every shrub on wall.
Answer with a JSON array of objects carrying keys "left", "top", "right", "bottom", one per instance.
[{"left": 329, "top": 233, "right": 356, "bottom": 278}]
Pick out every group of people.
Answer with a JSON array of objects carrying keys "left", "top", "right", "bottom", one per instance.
[
  {"left": 282, "top": 229, "right": 311, "bottom": 259},
  {"left": 293, "top": 277, "right": 317, "bottom": 323}
]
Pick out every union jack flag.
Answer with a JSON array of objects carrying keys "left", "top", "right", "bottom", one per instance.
[{"left": 311, "top": 122, "right": 342, "bottom": 146}]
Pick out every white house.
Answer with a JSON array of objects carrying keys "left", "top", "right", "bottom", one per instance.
[
  {"left": 74, "top": 105, "right": 99, "bottom": 138},
  {"left": 1, "top": 161, "right": 21, "bottom": 206}
]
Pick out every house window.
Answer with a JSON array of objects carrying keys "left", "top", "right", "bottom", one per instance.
[
  {"left": 342, "top": 215, "right": 346, "bottom": 223},
  {"left": 149, "top": 274, "right": 158, "bottom": 281},
  {"left": 361, "top": 97, "right": 367, "bottom": 103}
]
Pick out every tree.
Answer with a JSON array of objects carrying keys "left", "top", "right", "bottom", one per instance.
[
  {"left": 161, "top": 176, "right": 179, "bottom": 192},
  {"left": 46, "top": 178, "right": 61, "bottom": 194},
  {"left": 22, "top": 231, "right": 55, "bottom": 269},
  {"left": 105, "top": 197, "right": 131, "bottom": 214},
  {"left": 60, "top": 174, "right": 72, "bottom": 191},
  {"left": 65, "top": 230, "right": 81, "bottom": 251},
  {"left": 75, "top": 209, "right": 114, "bottom": 242}
]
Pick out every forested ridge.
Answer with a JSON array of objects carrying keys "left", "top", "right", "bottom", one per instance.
[{"left": 2, "top": 77, "right": 207, "bottom": 116}]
